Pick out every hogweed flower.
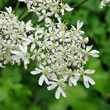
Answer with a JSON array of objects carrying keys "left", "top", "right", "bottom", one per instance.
[
  {"left": 18, "top": 0, "right": 73, "bottom": 22},
  {"left": 0, "top": 1, "right": 100, "bottom": 99},
  {"left": 30, "top": 20, "right": 99, "bottom": 99},
  {"left": 0, "top": 7, "right": 34, "bottom": 68}
]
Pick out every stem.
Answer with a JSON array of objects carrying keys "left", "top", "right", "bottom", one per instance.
[
  {"left": 33, "top": 20, "right": 43, "bottom": 26},
  {"left": 20, "top": 12, "right": 32, "bottom": 21},
  {"left": 18, "top": 7, "right": 27, "bottom": 20},
  {"left": 14, "top": 1, "right": 20, "bottom": 14},
  {"left": 72, "top": 0, "right": 89, "bottom": 8},
  {"left": 2, "top": 0, "right": 5, "bottom": 10}
]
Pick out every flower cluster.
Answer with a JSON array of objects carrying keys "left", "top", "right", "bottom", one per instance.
[
  {"left": 100, "top": 0, "right": 110, "bottom": 8},
  {"left": 30, "top": 20, "right": 99, "bottom": 99},
  {"left": 0, "top": 7, "right": 34, "bottom": 69},
  {"left": 0, "top": 0, "right": 100, "bottom": 99},
  {"left": 18, "top": 0, "right": 73, "bottom": 22}
]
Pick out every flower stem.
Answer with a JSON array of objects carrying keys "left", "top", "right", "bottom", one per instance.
[
  {"left": 18, "top": 7, "right": 27, "bottom": 20},
  {"left": 20, "top": 12, "right": 32, "bottom": 21},
  {"left": 2, "top": 0, "right": 5, "bottom": 10},
  {"left": 72, "top": 0, "right": 89, "bottom": 8},
  {"left": 14, "top": 1, "right": 20, "bottom": 14}
]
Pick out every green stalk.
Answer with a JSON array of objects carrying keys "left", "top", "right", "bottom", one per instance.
[
  {"left": 20, "top": 12, "right": 32, "bottom": 21},
  {"left": 18, "top": 7, "right": 27, "bottom": 20},
  {"left": 14, "top": 1, "right": 20, "bottom": 14},
  {"left": 2, "top": 0, "right": 5, "bottom": 10},
  {"left": 72, "top": 0, "right": 89, "bottom": 8}
]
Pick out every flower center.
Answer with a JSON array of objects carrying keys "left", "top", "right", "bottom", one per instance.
[
  {"left": 24, "top": 52, "right": 30, "bottom": 57},
  {"left": 42, "top": 68, "right": 48, "bottom": 74},
  {"left": 80, "top": 70, "right": 85, "bottom": 75}
]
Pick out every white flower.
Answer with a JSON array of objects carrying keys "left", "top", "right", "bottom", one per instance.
[
  {"left": 38, "top": 10, "right": 52, "bottom": 23},
  {"left": 18, "top": 0, "right": 73, "bottom": 22},
  {"left": 60, "top": 3, "right": 73, "bottom": 15},
  {"left": 5, "top": 7, "right": 12, "bottom": 13},
  {"left": 79, "top": 69, "right": 95, "bottom": 88},
  {"left": 85, "top": 45, "right": 99, "bottom": 58},
  {"left": 26, "top": 20, "right": 34, "bottom": 32},
  {"left": 47, "top": 78, "right": 67, "bottom": 99},
  {"left": 71, "top": 20, "right": 85, "bottom": 36},
  {"left": 31, "top": 65, "right": 50, "bottom": 86},
  {"left": 66, "top": 70, "right": 80, "bottom": 86},
  {"left": 100, "top": 0, "right": 110, "bottom": 8},
  {"left": 11, "top": 45, "right": 30, "bottom": 69},
  {"left": 0, "top": 7, "right": 33, "bottom": 67},
  {"left": 89, "top": 50, "right": 99, "bottom": 57},
  {"left": 0, "top": 63, "right": 5, "bottom": 68},
  {"left": 31, "top": 49, "right": 42, "bottom": 61}
]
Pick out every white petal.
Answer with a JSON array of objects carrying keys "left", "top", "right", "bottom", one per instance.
[
  {"left": 71, "top": 25, "right": 76, "bottom": 30},
  {"left": 30, "top": 68, "right": 41, "bottom": 75},
  {"left": 55, "top": 87, "right": 61, "bottom": 99},
  {"left": 11, "top": 51, "right": 21, "bottom": 55},
  {"left": 38, "top": 16, "right": 43, "bottom": 22},
  {"left": 85, "top": 70, "right": 95, "bottom": 74},
  {"left": 0, "top": 63, "right": 5, "bottom": 68},
  {"left": 80, "top": 31, "right": 85, "bottom": 35},
  {"left": 45, "top": 17, "right": 51, "bottom": 24},
  {"left": 84, "top": 37, "right": 89, "bottom": 44},
  {"left": 83, "top": 75, "right": 95, "bottom": 88},
  {"left": 47, "top": 83, "right": 57, "bottom": 90},
  {"left": 64, "top": 4, "right": 73, "bottom": 11},
  {"left": 39, "top": 65, "right": 44, "bottom": 69},
  {"left": 19, "top": 45, "right": 27, "bottom": 53},
  {"left": 38, "top": 74, "right": 45, "bottom": 86},
  {"left": 11, "top": 55, "right": 21, "bottom": 60},
  {"left": 90, "top": 50, "right": 99, "bottom": 57},
  {"left": 44, "top": 75, "right": 49, "bottom": 85},
  {"left": 31, "top": 43, "right": 35, "bottom": 51},
  {"left": 60, "top": 87, "right": 66, "bottom": 98},
  {"left": 18, "top": 0, "right": 24, "bottom": 2},
  {"left": 61, "top": 9, "right": 64, "bottom": 15},
  {"left": 77, "top": 20, "right": 84, "bottom": 29},
  {"left": 83, "top": 75, "right": 90, "bottom": 88},
  {"left": 70, "top": 77, "right": 77, "bottom": 86},
  {"left": 24, "top": 58, "right": 29, "bottom": 65},
  {"left": 5, "top": 6, "right": 12, "bottom": 13},
  {"left": 88, "top": 77, "right": 95, "bottom": 85},
  {"left": 24, "top": 63, "right": 27, "bottom": 69},
  {"left": 86, "top": 45, "right": 93, "bottom": 51},
  {"left": 69, "top": 78, "right": 72, "bottom": 86}
]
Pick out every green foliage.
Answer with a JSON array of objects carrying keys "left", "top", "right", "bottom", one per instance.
[{"left": 0, "top": 0, "right": 110, "bottom": 110}]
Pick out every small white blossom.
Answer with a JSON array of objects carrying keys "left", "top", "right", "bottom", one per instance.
[
  {"left": 77, "top": 68, "right": 95, "bottom": 88},
  {"left": 18, "top": 0, "right": 73, "bottom": 22},
  {"left": 0, "top": 6, "right": 99, "bottom": 99},
  {"left": 100, "top": 0, "right": 110, "bottom": 8},
  {"left": 28, "top": 20, "right": 99, "bottom": 99},
  {"left": 11, "top": 45, "right": 30, "bottom": 69},
  {"left": 0, "top": 63, "right": 5, "bottom": 68},
  {"left": 0, "top": 7, "right": 33, "bottom": 68},
  {"left": 31, "top": 65, "right": 50, "bottom": 86},
  {"left": 47, "top": 78, "right": 67, "bottom": 99}
]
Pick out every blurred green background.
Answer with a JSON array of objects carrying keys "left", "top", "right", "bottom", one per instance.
[{"left": 0, "top": 0, "right": 110, "bottom": 110}]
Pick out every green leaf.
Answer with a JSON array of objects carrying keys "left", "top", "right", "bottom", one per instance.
[
  {"left": 0, "top": 88, "right": 7, "bottom": 101},
  {"left": 1, "top": 65, "right": 22, "bottom": 83}
]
